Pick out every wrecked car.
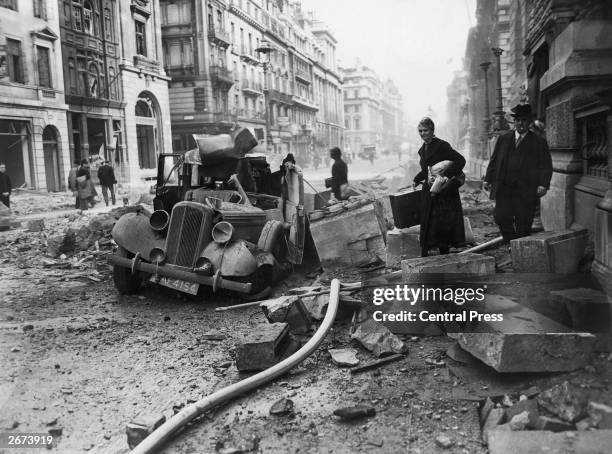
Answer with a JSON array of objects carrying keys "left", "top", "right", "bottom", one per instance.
[{"left": 109, "top": 129, "right": 305, "bottom": 298}]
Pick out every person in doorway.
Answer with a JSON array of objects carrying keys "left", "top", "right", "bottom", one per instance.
[
  {"left": 329, "top": 147, "right": 348, "bottom": 200},
  {"left": 97, "top": 160, "right": 117, "bottom": 206},
  {"left": 413, "top": 117, "right": 466, "bottom": 257},
  {"left": 68, "top": 161, "right": 80, "bottom": 208},
  {"left": 0, "top": 163, "right": 12, "bottom": 208},
  {"left": 484, "top": 104, "right": 552, "bottom": 243},
  {"left": 76, "top": 159, "right": 97, "bottom": 210}
]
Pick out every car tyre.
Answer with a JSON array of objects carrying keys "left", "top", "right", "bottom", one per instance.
[{"left": 113, "top": 246, "right": 143, "bottom": 294}]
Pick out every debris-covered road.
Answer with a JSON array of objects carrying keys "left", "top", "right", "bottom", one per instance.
[{"left": 1, "top": 189, "right": 611, "bottom": 453}]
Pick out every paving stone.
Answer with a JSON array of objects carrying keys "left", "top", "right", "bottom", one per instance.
[
  {"left": 533, "top": 415, "right": 576, "bottom": 432},
  {"left": 482, "top": 407, "right": 505, "bottom": 443},
  {"left": 260, "top": 296, "right": 311, "bottom": 334},
  {"left": 126, "top": 413, "right": 166, "bottom": 449},
  {"left": 350, "top": 319, "right": 408, "bottom": 357},
  {"left": 26, "top": 218, "right": 45, "bottom": 232},
  {"left": 505, "top": 398, "right": 539, "bottom": 428},
  {"left": 537, "top": 381, "right": 587, "bottom": 423},
  {"left": 510, "top": 228, "right": 588, "bottom": 273},
  {"left": 401, "top": 252, "right": 495, "bottom": 277},
  {"left": 587, "top": 401, "right": 612, "bottom": 429},
  {"left": 328, "top": 348, "right": 359, "bottom": 367},
  {"left": 235, "top": 323, "right": 299, "bottom": 372},
  {"left": 333, "top": 405, "right": 376, "bottom": 420},
  {"left": 456, "top": 295, "right": 596, "bottom": 372},
  {"left": 385, "top": 226, "right": 420, "bottom": 268},
  {"left": 487, "top": 430, "right": 612, "bottom": 454}
]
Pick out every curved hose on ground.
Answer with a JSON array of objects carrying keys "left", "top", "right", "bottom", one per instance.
[{"left": 131, "top": 279, "right": 342, "bottom": 454}]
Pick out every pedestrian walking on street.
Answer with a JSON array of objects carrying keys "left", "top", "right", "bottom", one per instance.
[
  {"left": 484, "top": 104, "right": 552, "bottom": 243},
  {"left": 328, "top": 147, "right": 348, "bottom": 200},
  {"left": 76, "top": 159, "right": 97, "bottom": 210},
  {"left": 97, "top": 160, "right": 117, "bottom": 206},
  {"left": 413, "top": 117, "right": 466, "bottom": 257},
  {"left": 0, "top": 163, "right": 12, "bottom": 208},
  {"left": 68, "top": 161, "right": 80, "bottom": 208}
]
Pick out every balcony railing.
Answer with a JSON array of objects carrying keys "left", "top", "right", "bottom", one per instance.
[
  {"left": 210, "top": 65, "right": 234, "bottom": 87},
  {"left": 207, "top": 26, "right": 231, "bottom": 47},
  {"left": 237, "top": 108, "right": 265, "bottom": 120},
  {"left": 291, "top": 94, "right": 319, "bottom": 111},
  {"left": 241, "top": 79, "right": 263, "bottom": 96},
  {"left": 268, "top": 88, "right": 292, "bottom": 104},
  {"left": 239, "top": 46, "right": 260, "bottom": 64},
  {"left": 213, "top": 111, "right": 237, "bottom": 123}
]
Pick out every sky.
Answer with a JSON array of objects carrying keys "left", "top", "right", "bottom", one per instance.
[{"left": 300, "top": 0, "right": 477, "bottom": 128}]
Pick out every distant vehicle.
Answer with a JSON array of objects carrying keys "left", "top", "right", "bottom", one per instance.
[
  {"left": 359, "top": 145, "right": 377, "bottom": 163},
  {"left": 109, "top": 132, "right": 305, "bottom": 299}
]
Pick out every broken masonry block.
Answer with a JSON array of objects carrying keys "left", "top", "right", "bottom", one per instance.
[
  {"left": 26, "top": 218, "right": 45, "bottom": 232},
  {"left": 385, "top": 226, "right": 420, "bottom": 269},
  {"left": 401, "top": 252, "right": 495, "bottom": 277},
  {"left": 260, "top": 296, "right": 311, "bottom": 334},
  {"left": 300, "top": 294, "right": 327, "bottom": 321},
  {"left": 126, "top": 413, "right": 166, "bottom": 449},
  {"left": 510, "top": 228, "right": 588, "bottom": 273},
  {"left": 509, "top": 411, "right": 530, "bottom": 430},
  {"left": 505, "top": 398, "right": 539, "bottom": 428},
  {"left": 456, "top": 295, "right": 596, "bottom": 373},
  {"left": 486, "top": 430, "right": 612, "bottom": 454},
  {"left": 482, "top": 407, "right": 505, "bottom": 443},
  {"left": 548, "top": 287, "right": 611, "bottom": 333},
  {"left": 537, "top": 381, "right": 588, "bottom": 423},
  {"left": 328, "top": 348, "right": 359, "bottom": 367},
  {"left": 533, "top": 415, "right": 576, "bottom": 432},
  {"left": 269, "top": 398, "right": 294, "bottom": 416},
  {"left": 235, "top": 323, "right": 299, "bottom": 372},
  {"left": 480, "top": 397, "right": 496, "bottom": 427},
  {"left": 587, "top": 401, "right": 612, "bottom": 429},
  {"left": 350, "top": 319, "right": 408, "bottom": 357},
  {"left": 463, "top": 216, "right": 475, "bottom": 244}
]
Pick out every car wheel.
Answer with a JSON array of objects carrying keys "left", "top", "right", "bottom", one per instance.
[
  {"left": 113, "top": 246, "right": 143, "bottom": 294},
  {"left": 257, "top": 220, "right": 287, "bottom": 261}
]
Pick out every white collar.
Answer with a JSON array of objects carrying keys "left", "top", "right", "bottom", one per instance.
[{"left": 515, "top": 130, "right": 527, "bottom": 141}]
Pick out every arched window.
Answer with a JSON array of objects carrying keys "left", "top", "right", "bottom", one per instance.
[
  {"left": 83, "top": 1, "right": 93, "bottom": 34},
  {"left": 135, "top": 93, "right": 160, "bottom": 169},
  {"left": 135, "top": 99, "right": 154, "bottom": 117}
]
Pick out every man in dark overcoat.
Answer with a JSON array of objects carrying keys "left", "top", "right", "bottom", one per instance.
[
  {"left": 97, "top": 160, "right": 117, "bottom": 206},
  {"left": 484, "top": 104, "right": 552, "bottom": 242},
  {"left": 413, "top": 117, "right": 466, "bottom": 256},
  {"left": 329, "top": 147, "right": 348, "bottom": 200},
  {"left": 0, "top": 163, "right": 11, "bottom": 208}
]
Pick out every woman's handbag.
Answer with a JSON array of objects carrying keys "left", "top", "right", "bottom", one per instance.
[{"left": 324, "top": 177, "right": 334, "bottom": 188}]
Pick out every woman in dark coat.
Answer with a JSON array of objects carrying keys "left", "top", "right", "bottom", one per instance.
[{"left": 413, "top": 117, "right": 466, "bottom": 257}]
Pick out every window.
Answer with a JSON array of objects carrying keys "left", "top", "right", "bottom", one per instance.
[
  {"left": 104, "top": 8, "right": 113, "bottom": 40},
  {"left": 37, "top": 46, "right": 52, "bottom": 88},
  {"left": 354, "top": 118, "right": 360, "bottom": 130},
  {"left": 135, "top": 20, "right": 147, "bottom": 56},
  {"left": 88, "top": 63, "right": 99, "bottom": 97},
  {"left": 108, "top": 67, "right": 116, "bottom": 99},
  {"left": 0, "top": 0, "right": 17, "bottom": 11},
  {"left": 68, "top": 58, "right": 76, "bottom": 93},
  {"left": 6, "top": 39, "right": 24, "bottom": 84},
  {"left": 33, "top": 0, "right": 46, "bottom": 18},
  {"left": 73, "top": 6, "right": 82, "bottom": 31}
]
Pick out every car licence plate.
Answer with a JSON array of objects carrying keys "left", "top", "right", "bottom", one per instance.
[{"left": 152, "top": 276, "right": 199, "bottom": 295}]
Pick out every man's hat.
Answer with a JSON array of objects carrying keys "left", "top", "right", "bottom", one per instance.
[{"left": 510, "top": 103, "right": 535, "bottom": 118}]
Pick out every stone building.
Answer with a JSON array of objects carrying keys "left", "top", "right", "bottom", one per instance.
[
  {"left": 160, "top": 0, "right": 342, "bottom": 167},
  {"left": 449, "top": 0, "right": 612, "bottom": 286},
  {"left": 0, "top": 0, "right": 70, "bottom": 191},
  {"left": 341, "top": 62, "right": 406, "bottom": 158}
]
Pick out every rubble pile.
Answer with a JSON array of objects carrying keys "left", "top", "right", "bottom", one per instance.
[{"left": 480, "top": 380, "right": 612, "bottom": 450}]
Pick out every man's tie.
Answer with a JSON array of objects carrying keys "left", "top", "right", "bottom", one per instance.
[{"left": 515, "top": 134, "right": 523, "bottom": 148}]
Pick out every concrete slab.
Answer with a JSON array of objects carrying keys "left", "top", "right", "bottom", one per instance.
[
  {"left": 487, "top": 430, "right": 612, "bottom": 454},
  {"left": 235, "top": 323, "right": 298, "bottom": 371},
  {"left": 510, "top": 228, "right": 588, "bottom": 273},
  {"left": 401, "top": 252, "right": 495, "bottom": 277},
  {"left": 309, "top": 202, "right": 386, "bottom": 271},
  {"left": 456, "top": 294, "right": 596, "bottom": 372}
]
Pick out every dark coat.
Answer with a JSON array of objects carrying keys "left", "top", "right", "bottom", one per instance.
[
  {"left": 0, "top": 172, "right": 11, "bottom": 195},
  {"left": 97, "top": 164, "right": 117, "bottom": 187},
  {"left": 413, "top": 137, "right": 466, "bottom": 250},
  {"left": 484, "top": 130, "right": 552, "bottom": 202},
  {"left": 331, "top": 158, "right": 348, "bottom": 199}
]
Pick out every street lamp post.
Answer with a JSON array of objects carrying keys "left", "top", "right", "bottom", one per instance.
[
  {"left": 255, "top": 40, "right": 275, "bottom": 154},
  {"left": 491, "top": 47, "right": 509, "bottom": 131},
  {"left": 480, "top": 61, "right": 491, "bottom": 159}
]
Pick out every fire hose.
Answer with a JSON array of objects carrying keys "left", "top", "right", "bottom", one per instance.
[{"left": 130, "top": 279, "right": 342, "bottom": 454}]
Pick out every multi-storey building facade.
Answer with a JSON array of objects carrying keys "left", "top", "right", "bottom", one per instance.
[
  {"left": 0, "top": 0, "right": 70, "bottom": 191},
  {"left": 59, "top": 0, "right": 171, "bottom": 183},
  {"left": 448, "top": 0, "right": 612, "bottom": 288},
  {"left": 341, "top": 62, "right": 406, "bottom": 158},
  {"left": 160, "top": 0, "right": 342, "bottom": 167}
]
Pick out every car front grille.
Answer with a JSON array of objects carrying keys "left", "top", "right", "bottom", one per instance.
[{"left": 165, "top": 202, "right": 214, "bottom": 267}]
